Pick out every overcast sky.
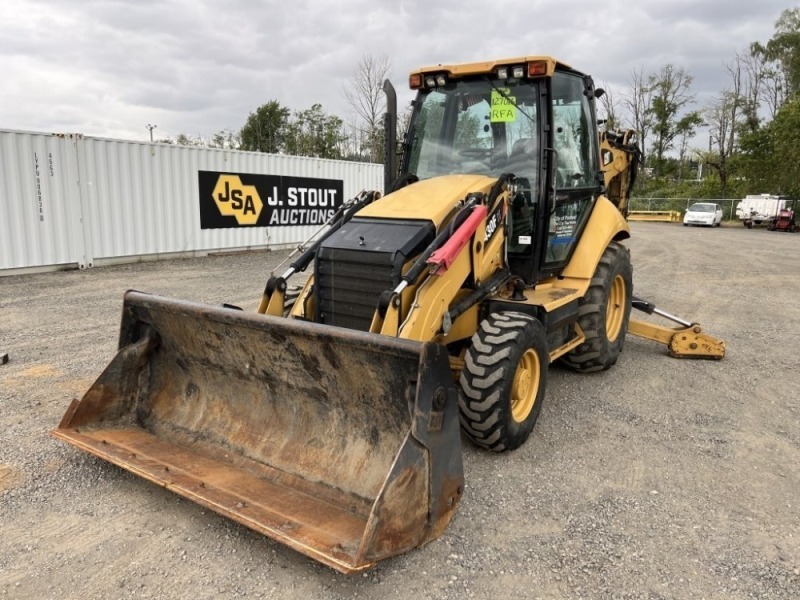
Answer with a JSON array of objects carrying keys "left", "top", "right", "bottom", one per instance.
[{"left": 0, "top": 0, "right": 791, "bottom": 144}]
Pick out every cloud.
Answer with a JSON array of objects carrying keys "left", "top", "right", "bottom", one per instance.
[{"left": 0, "top": 0, "right": 790, "bottom": 141}]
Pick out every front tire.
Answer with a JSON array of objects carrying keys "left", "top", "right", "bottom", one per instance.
[
  {"left": 458, "top": 312, "right": 547, "bottom": 452},
  {"left": 560, "top": 241, "right": 633, "bottom": 373}
]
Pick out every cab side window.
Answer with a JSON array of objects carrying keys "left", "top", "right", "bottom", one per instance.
[
  {"left": 544, "top": 73, "right": 600, "bottom": 266},
  {"left": 552, "top": 77, "right": 597, "bottom": 188}
]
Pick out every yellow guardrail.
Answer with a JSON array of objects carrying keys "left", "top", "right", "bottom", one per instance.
[{"left": 628, "top": 210, "right": 683, "bottom": 223}]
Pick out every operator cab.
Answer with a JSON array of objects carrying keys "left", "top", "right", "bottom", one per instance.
[{"left": 399, "top": 58, "right": 602, "bottom": 284}]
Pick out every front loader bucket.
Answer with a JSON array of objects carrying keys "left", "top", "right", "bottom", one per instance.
[{"left": 52, "top": 291, "right": 464, "bottom": 573}]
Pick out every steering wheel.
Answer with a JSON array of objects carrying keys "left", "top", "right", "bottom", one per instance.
[{"left": 459, "top": 148, "right": 492, "bottom": 159}]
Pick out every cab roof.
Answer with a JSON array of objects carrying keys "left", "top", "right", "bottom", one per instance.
[{"left": 411, "top": 56, "right": 574, "bottom": 79}]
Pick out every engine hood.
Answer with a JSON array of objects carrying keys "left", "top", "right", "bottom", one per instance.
[{"left": 356, "top": 174, "right": 498, "bottom": 227}]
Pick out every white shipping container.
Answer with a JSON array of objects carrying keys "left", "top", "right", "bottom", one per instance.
[
  {"left": 1, "top": 129, "right": 383, "bottom": 274},
  {"left": 0, "top": 131, "right": 86, "bottom": 270}
]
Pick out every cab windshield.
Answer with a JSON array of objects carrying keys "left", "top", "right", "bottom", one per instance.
[{"left": 406, "top": 79, "right": 540, "bottom": 185}]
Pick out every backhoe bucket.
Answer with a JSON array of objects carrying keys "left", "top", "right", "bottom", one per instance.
[{"left": 52, "top": 291, "right": 464, "bottom": 573}]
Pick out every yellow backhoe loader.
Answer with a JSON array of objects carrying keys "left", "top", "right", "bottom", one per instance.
[{"left": 52, "top": 56, "right": 725, "bottom": 574}]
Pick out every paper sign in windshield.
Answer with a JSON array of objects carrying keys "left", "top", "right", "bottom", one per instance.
[{"left": 491, "top": 89, "right": 517, "bottom": 122}]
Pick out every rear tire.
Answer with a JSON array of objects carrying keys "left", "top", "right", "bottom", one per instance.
[
  {"left": 560, "top": 241, "right": 632, "bottom": 373},
  {"left": 458, "top": 312, "right": 547, "bottom": 452}
]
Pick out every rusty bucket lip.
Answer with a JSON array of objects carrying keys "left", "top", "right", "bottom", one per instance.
[
  {"left": 123, "top": 289, "right": 427, "bottom": 356},
  {"left": 49, "top": 426, "right": 376, "bottom": 574}
]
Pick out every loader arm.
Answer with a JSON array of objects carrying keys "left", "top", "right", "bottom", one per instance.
[
  {"left": 260, "top": 190, "right": 381, "bottom": 317},
  {"left": 628, "top": 297, "right": 725, "bottom": 359},
  {"left": 372, "top": 192, "right": 508, "bottom": 342}
]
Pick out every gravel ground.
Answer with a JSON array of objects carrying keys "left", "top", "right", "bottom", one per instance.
[{"left": 1, "top": 223, "right": 798, "bottom": 600}]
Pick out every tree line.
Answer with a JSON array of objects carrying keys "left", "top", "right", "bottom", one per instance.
[
  {"left": 602, "top": 7, "right": 800, "bottom": 199},
  {"left": 157, "top": 9, "right": 799, "bottom": 200}
]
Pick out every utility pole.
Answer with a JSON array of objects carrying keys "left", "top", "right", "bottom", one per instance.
[{"left": 146, "top": 124, "right": 157, "bottom": 142}]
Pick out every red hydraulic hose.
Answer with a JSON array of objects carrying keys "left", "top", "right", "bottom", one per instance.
[{"left": 427, "top": 205, "right": 489, "bottom": 274}]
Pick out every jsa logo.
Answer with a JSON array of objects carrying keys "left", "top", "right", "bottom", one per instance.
[{"left": 212, "top": 175, "right": 263, "bottom": 225}]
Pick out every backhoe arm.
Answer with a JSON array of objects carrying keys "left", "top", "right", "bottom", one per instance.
[
  {"left": 628, "top": 297, "right": 725, "bottom": 359},
  {"left": 600, "top": 129, "right": 641, "bottom": 216}
]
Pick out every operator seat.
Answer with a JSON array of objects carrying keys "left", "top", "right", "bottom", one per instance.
[
  {"left": 506, "top": 137, "right": 538, "bottom": 265},
  {"left": 506, "top": 137, "right": 537, "bottom": 180}
]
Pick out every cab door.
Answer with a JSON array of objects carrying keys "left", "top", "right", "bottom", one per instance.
[{"left": 541, "top": 72, "right": 602, "bottom": 273}]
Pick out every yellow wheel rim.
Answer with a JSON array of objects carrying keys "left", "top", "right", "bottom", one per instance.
[
  {"left": 511, "top": 349, "right": 540, "bottom": 423},
  {"left": 606, "top": 274, "right": 626, "bottom": 342}
]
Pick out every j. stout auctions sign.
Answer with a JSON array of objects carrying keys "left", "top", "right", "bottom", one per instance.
[{"left": 198, "top": 170, "right": 344, "bottom": 229}]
